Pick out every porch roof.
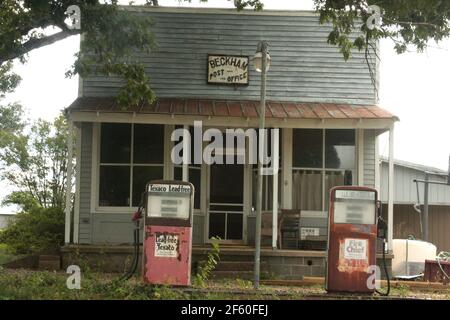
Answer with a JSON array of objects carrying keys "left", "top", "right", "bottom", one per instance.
[{"left": 67, "top": 97, "right": 398, "bottom": 121}]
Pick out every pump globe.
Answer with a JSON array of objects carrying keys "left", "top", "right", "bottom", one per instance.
[{"left": 252, "top": 51, "right": 271, "bottom": 73}]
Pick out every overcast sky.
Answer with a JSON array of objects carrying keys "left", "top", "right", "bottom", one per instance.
[{"left": 1, "top": 0, "right": 449, "bottom": 213}]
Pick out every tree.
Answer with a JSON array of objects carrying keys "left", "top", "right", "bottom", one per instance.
[
  {"left": 0, "top": 106, "right": 70, "bottom": 253},
  {"left": 0, "top": 105, "right": 71, "bottom": 211},
  {"left": 316, "top": 0, "right": 450, "bottom": 58},
  {"left": 0, "top": 0, "right": 158, "bottom": 106},
  {"left": 0, "top": 0, "right": 449, "bottom": 106}
]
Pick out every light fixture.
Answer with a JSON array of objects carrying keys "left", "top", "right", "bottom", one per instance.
[{"left": 252, "top": 46, "right": 272, "bottom": 72}]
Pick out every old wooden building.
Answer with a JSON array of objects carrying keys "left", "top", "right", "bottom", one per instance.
[{"left": 62, "top": 6, "right": 398, "bottom": 278}]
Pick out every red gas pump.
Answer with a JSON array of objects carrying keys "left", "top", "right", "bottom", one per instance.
[
  {"left": 326, "top": 186, "right": 380, "bottom": 294},
  {"left": 143, "top": 180, "right": 194, "bottom": 286}
]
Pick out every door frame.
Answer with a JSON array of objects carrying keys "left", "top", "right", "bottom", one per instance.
[
  {"left": 205, "top": 162, "right": 250, "bottom": 245},
  {"left": 204, "top": 128, "right": 251, "bottom": 245}
]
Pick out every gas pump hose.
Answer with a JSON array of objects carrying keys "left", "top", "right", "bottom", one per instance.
[
  {"left": 119, "top": 206, "right": 143, "bottom": 281},
  {"left": 375, "top": 241, "right": 391, "bottom": 296}
]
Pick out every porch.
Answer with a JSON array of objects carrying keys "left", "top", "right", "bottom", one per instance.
[
  {"left": 60, "top": 244, "right": 392, "bottom": 280},
  {"left": 64, "top": 97, "right": 398, "bottom": 253}
]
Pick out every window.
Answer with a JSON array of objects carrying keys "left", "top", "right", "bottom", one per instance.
[
  {"left": 99, "top": 123, "right": 165, "bottom": 207},
  {"left": 292, "top": 129, "right": 355, "bottom": 211},
  {"left": 173, "top": 126, "right": 201, "bottom": 210},
  {"left": 251, "top": 128, "right": 282, "bottom": 211},
  {"left": 293, "top": 129, "right": 323, "bottom": 168},
  {"left": 325, "top": 130, "right": 355, "bottom": 169},
  {"left": 174, "top": 166, "right": 201, "bottom": 210}
]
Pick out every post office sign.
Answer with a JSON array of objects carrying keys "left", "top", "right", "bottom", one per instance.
[{"left": 207, "top": 54, "right": 249, "bottom": 85}]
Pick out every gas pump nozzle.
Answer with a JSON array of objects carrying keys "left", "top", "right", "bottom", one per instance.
[
  {"left": 375, "top": 201, "right": 390, "bottom": 296},
  {"left": 376, "top": 200, "right": 387, "bottom": 240},
  {"left": 119, "top": 207, "right": 143, "bottom": 281},
  {"left": 132, "top": 209, "right": 143, "bottom": 222}
]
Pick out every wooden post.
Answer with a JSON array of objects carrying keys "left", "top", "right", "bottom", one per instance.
[
  {"left": 64, "top": 120, "right": 74, "bottom": 244},
  {"left": 182, "top": 125, "right": 189, "bottom": 182},
  {"left": 387, "top": 125, "right": 395, "bottom": 251},
  {"left": 272, "top": 129, "right": 279, "bottom": 249}
]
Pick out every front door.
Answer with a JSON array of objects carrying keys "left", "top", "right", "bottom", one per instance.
[{"left": 207, "top": 162, "right": 245, "bottom": 243}]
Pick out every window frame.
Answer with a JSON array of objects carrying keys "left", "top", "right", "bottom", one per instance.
[
  {"left": 291, "top": 128, "right": 357, "bottom": 211},
  {"left": 174, "top": 164, "right": 202, "bottom": 210},
  {"left": 93, "top": 122, "right": 167, "bottom": 213}
]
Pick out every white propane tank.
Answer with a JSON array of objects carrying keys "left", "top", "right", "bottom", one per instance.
[{"left": 392, "top": 239, "right": 437, "bottom": 278}]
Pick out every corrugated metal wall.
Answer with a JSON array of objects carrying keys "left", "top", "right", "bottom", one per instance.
[
  {"left": 382, "top": 204, "right": 450, "bottom": 253},
  {"left": 81, "top": 8, "right": 377, "bottom": 105},
  {"left": 380, "top": 163, "right": 450, "bottom": 205}
]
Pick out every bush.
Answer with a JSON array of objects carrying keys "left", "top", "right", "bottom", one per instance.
[{"left": 0, "top": 207, "right": 64, "bottom": 254}]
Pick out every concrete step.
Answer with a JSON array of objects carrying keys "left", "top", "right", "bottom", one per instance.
[
  {"left": 211, "top": 271, "right": 253, "bottom": 279},
  {"left": 197, "top": 260, "right": 269, "bottom": 272},
  {"left": 214, "top": 261, "right": 269, "bottom": 272},
  {"left": 38, "top": 255, "right": 61, "bottom": 271},
  {"left": 211, "top": 270, "right": 270, "bottom": 280}
]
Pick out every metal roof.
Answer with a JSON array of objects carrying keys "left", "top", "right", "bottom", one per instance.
[
  {"left": 380, "top": 156, "right": 448, "bottom": 176},
  {"left": 66, "top": 97, "right": 398, "bottom": 121}
]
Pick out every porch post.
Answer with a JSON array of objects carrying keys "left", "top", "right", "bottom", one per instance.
[
  {"left": 387, "top": 124, "right": 395, "bottom": 251},
  {"left": 73, "top": 123, "right": 81, "bottom": 244},
  {"left": 282, "top": 128, "right": 292, "bottom": 209},
  {"left": 64, "top": 119, "right": 74, "bottom": 244},
  {"left": 182, "top": 125, "right": 189, "bottom": 182},
  {"left": 272, "top": 129, "right": 279, "bottom": 249},
  {"left": 357, "top": 129, "right": 364, "bottom": 186}
]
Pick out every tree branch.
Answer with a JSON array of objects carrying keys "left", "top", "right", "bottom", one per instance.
[{"left": 0, "top": 29, "right": 80, "bottom": 64}]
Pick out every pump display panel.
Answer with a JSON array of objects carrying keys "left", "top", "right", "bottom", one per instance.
[
  {"left": 333, "top": 189, "right": 376, "bottom": 225},
  {"left": 147, "top": 183, "right": 192, "bottom": 219}
]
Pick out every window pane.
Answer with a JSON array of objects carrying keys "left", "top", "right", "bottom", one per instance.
[
  {"left": 251, "top": 172, "right": 282, "bottom": 211},
  {"left": 100, "top": 123, "right": 131, "bottom": 163},
  {"left": 190, "top": 168, "right": 201, "bottom": 209},
  {"left": 132, "top": 166, "right": 164, "bottom": 206},
  {"left": 210, "top": 164, "right": 243, "bottom": 204},
  {"left": 292, "top": 129, "right": 323, "bottom": 168},
  {"left": 174, "top": 166, "right": 201, "bottom": 209},
  {"left": 209, "top": 212, "right": 225, "bottom": 239},
  {"left": 324, "top": 170, "right": 354, "bottom": 210},
  {"left": 325, "top": 129, "right": 355, "bottom": 169},
  {"left": 292, "top": 170, "right": 322, "bottom": 210},
  {"left": 227, "top": 213, "right": 243, "bottom": 240},
  {"left": 133, "top": 124, "right": 164, "bottom": 164},
  {"left": 99, "top": 166, "right": 130, "bottom": 206},
  {"left": 174, "top": 166, "right": 182, "bottom": 180}
]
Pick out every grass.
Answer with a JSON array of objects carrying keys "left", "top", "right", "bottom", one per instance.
[{"left": 0, "top": 269, "right": 448, "bottom": 300}]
